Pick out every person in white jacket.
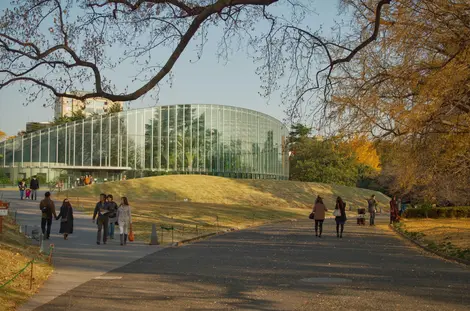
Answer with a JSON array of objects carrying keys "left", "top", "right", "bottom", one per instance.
[{"left": 117, "top": 196, "right": 132, "bottom": 246}]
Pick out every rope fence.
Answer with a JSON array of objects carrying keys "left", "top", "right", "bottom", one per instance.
[{"left": 0, "top": 260, "right": 33, "bottom": 290}]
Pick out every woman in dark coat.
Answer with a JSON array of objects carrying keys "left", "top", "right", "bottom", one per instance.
[
  {"left": 56, "top": 199, "right": 74, "bottom": 240},
  {"left": 335, "top": 196, "right": 347, "bottom": 238}
]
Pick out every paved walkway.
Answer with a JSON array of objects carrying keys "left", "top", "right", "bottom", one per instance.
[
  {"left": 30, "top": 215, "right": 469, "bottom": 310},
  {"left": 1, "top": 190, "right": 161, "bottom": 311}
]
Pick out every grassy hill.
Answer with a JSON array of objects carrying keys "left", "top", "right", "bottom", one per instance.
[
  {"left": 0, "top": 216, "right": 53, "bottom": 310},
  {"left": 58, "top": 175, "right": 389, "bottom": 243}
]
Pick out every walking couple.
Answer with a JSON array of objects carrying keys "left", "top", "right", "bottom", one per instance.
[
  {"left": 92, "top": 194, "right": 132, "bottom": 246},
  {"left": 310, "top": 196, "right": 347, "bottom": 238},
  {"left": 39, "top": 192, "right": 74, "bottom": 240}
]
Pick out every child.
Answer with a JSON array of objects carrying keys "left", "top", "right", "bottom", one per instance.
[{"left": 25, "top": 188, "right": 31, "bottom": 199}]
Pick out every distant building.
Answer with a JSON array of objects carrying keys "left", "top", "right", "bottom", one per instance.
[
  {"left": 54, "top": 91, "right": 123, "bottom": 118},
  {"left": 26, "top": 122, "right": 53, "bottom": 133}
]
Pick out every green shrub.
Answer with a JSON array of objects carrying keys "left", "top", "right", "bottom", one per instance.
[{"left": 403, "top": 206, "right": 470, "bottom": 219}]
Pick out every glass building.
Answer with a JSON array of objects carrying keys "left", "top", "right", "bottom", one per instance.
[{"left": 0, "top": 104, "right": 289, "bottom": 184}]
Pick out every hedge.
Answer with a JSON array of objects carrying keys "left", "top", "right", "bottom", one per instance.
[{"left": 403, "top": 206, "right": 470, "bottom": 219}]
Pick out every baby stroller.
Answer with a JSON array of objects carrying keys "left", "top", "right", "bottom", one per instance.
[{"left": 357, "top": 208, "right": 366, "bottom": 225}]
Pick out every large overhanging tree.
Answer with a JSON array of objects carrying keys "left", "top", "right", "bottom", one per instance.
[{"left": 0, "top": 0, "right": 391, "bottom": 104}]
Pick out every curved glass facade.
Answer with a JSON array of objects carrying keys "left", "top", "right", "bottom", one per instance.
[{"left": 0, "top": 105, "right": 289, "bottom": 182}]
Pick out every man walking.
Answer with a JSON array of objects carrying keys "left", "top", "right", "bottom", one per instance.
[
  {"left": 30, "top": 176, "right": 40, "bottom": 200},
  {"left": 367, "top": 195, "right": 377, "bottom": 226},
  {"left": 39, "top": 192, "right": 57, "bottom": 239},
  {"left": 93, "top": 193, "right": 110, "bottom": 245},
  {"left": 106, "top": 195, "right": 119, "bottom": 240}
]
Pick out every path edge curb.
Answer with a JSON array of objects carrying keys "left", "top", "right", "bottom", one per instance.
[{"left": 389, "top": 224, "right": 470, "bottom": 266}]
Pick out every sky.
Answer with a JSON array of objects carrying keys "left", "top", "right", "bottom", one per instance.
[{"left": 0, "top": 1, "right": 341, "bottom": 136}]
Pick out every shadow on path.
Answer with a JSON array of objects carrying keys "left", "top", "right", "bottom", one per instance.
[{"left": 35, "top": 218, "right": 469, "bottom": 311}]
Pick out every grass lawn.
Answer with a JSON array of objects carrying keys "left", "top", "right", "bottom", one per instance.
[
  {"left": 56, "top": 175, "right": 389, "bottom": 244},
  {"left": 397, "top": 218, "right": 470, "bottom": 262},
  {"left": 0, "top": 216, "right": 54, "bottom": 311}
]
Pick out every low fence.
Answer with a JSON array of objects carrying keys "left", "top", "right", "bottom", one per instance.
[{"left": 0, "top": 211, "right": 54, "bottom": 292}]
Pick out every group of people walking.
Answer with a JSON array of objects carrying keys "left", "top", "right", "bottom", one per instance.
[
  {"left": 92, "top": 193, "right": 133, "bottom": 246},
  {"left": 310, "top": 196, "right": 347, "bottom": 238},
  {"left": 18, "top": 176, "right": 39, "bottom": 200},
  {"left": 36, "top": 191, "right": 132, "bottom": 245},
  {"left": 310, "top": 194, "right": 386, "bottom": 237}
]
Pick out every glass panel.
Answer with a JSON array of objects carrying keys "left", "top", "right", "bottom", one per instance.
[
  {"left": 198, "top": 106, "right": 206, "bottom": 171},
  {"left": 14, "top": 137, "right": 22, "bottom": 166},
  {"left": 144, "top": 109, "right": 153, "bottom": 170},
  {"left": 135, "top": 110, "right": 144, "bottom": 169},
  {"left": 110, "top": 114, "right": 119, "bottom": 167},
  {"left": 177, "top": 105, "right": 184, "bottom": 170},
  {"left": 0, "top": 141, "right": 5, "bottom": 166},
  {"left": 120, "top": 113, "right": 129, "bottom": 168},
  {"left": 40, "top": 131, "right": 48, "bottom": 163},
  {"left": 32, "top": 132, "right": 41, "bottom": 163},
  {"left": 168, "top": 106, "right": 176, "bottom": 170},
  {"left": 23, "top": 134, "right": 31, "bottom": 163},
  {"left": 101, "top": 116, "right": 110, "bottom": 167},
  {"left": 83, "top": 119, "right": 92, "bottom": 166},
  {"left": 74, "top": 123, "right": 82, "bottom": 166},
  {"left": 92, "top": 117, "right": 100, "bottom": 166},
  {"left": 67, "top": 124, "right": 73, "bottom": 165},
  {"left": 183, "top": 105, "right": 192, "bottom": 171},
  {"left": 4, "top": 140, "right": 13, "bottom": 165},
  {"left": 152, "top": 107, "right": 161, "bottom": 170},
  {"left": 191, "top": 106, "right": 200, "bottom": 171}
]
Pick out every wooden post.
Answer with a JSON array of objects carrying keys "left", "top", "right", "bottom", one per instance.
[
  {"left": 29, "top": 261, "right": 34, "bottom": 290},
  {"left": 171, "top": 227, "right": 174, "bottom": 243},
  {"left": 216, "top": 216, "right": 219, "bottom": 233},
  {"left": 161, "top": 227, "right": 163, "bottom": 244},
  {"left": 0, "top": 216, "right": 3, "bottom": 234},
  {"left": 196, "top": 224, "right": 199, "bottom": 236}
]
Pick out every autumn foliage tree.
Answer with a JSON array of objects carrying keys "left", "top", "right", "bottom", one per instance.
[{"left": 323, "top": 1, "right": 470, "bottom": 204}]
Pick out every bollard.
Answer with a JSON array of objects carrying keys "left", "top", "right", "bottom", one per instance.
[
  {"left": 39, "top": 234, "right": 45, "bottom": 253},
  {"left": 216, "top": 216, "right": 219, "bottom": 233},
  {"left": 196, "top": 224, "right": 199, "bottom": 236},
  {"left": 19, "top": 225, "right": 23, "bottom": 233},
  {"left": 14, "top": 210, "right": 17, "bottom": 224},
  {"left": 150, "top": 224, "right": 159, "bottom": 245},
  {"left": 48, "top": 244, "right": 54, "bottom": 264},
  {"left": 161, "top": 227, "right": 163, "bottom": 244}
]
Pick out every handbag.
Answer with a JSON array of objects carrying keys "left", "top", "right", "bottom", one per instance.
[
  {"left": 308, "top": 212, "right": 315, "bottom": 220},
  {"left": 128, "top": 230, "right": 135, "bottom": 242},
  {"left": 333, "top": 209, "right": 341, "bottom": 217},
  {"left": 128, "top": 224, "right": 135, "bottom": 242}
]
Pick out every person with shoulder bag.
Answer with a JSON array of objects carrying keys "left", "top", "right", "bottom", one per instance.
[
  {"left": 312, "top": 196, "right": 328, "bottom": 238},
  {"left": 117, "top": 197, "right": 133, "bottom": 246},
  {"left": 106, "top": 194, "right": 119, "bottom": 240},
  {"left": 56, "top": 198, "right": 74, "bottom": 240},
  {"left": 334, "top": 197, "right": 347, "bottom": 238},
  {"left": 39, "top": 192, "right": 57, "bottom": 240}
]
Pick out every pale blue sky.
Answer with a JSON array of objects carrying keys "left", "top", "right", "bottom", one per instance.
[{"left": 0, "top": 1, "right": 341, "bottom": 136}]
